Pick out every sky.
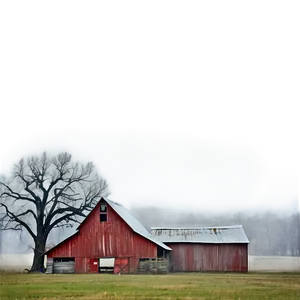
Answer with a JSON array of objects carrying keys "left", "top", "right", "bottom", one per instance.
[
  {"left": 0, "top": 124, "right": 293, "bottom": 210},
  {"left": 0, "top": 123, "right": 296, "bottom": 253},
  {"left": 1, "top": 130, "right": 267, "bottom": 206}
]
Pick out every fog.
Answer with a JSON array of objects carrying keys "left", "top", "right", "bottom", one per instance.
[
  {"left": 0, "top": 129, "right": 298, "bottom": 268},
  {"left": 0, "top": 133, "right": 297, "bottom": 214}
]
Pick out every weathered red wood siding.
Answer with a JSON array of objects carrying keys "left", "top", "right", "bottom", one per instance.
[
  {"left": 47, "top": 201, "right": 157, "bottom": 273},
  {"left": 167, "top": 243, "right": 248, "bottom": 272}
]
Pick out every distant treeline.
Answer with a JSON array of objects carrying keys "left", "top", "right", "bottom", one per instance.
[{"left": 131, "top": 206, "right": 300, "bottom": 257}]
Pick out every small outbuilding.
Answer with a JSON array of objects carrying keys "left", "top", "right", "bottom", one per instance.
[
  {"left": 151, "top": 226, "right": 249, "bottom": 272},
  {"left": 45, "top": 197, "right": 171, "bottom": 274}
]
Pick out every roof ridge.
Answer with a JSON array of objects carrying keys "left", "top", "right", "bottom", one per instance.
[{"left": 103, "top": 197, "right": 121, "bottom": 206}]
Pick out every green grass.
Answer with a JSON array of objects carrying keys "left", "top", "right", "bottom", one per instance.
[{"left": 0, "top": 272, "right": 299, "bottom": 299}]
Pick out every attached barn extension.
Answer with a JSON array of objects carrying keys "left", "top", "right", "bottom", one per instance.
[
  {"left": 45, "top": 198, "right": 171, "bottom": 274},
  {"left": 151, "top": 226, "right": 249, "bottom": 272}
]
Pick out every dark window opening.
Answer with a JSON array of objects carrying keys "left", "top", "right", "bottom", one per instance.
[
  {"left": 100, "top": 213, "right": 107, "bottom": 222},
  {"left": 157, "top": 246, "right": 169, "bottom": 259},
  {"left": 53, "top": 257, "right": 75, "bottom": 263},
  {"left": 100, "top": 203, "right": 107, "bottom": 212},
  {"left": 139, "top": 258, "right": 154, "bottom": 262}
]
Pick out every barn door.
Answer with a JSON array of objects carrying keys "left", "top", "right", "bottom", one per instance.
[
  {"left": 99, "top": 258, "right": 115, "bottom": 273},
  {"left": 53, "top": 258, "right": 75, "bottom": 274},
  {"left": 89, "top": 258, "right": 99, "bottom": 273},
  {"left": 114, "top": 257, "right": 129, "bottom": 274}
]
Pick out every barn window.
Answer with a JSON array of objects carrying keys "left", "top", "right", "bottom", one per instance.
[
  {"left": 100, "top": 213, "right": 107, "bottom": 222},
  {"left": 100, "top": 203, "right": 107, "bottom": 222},
  {"left": 100, "top": 204, "right": 107, "bottom": 212}
]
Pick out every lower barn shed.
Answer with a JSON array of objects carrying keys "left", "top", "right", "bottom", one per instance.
[
  {"left": 45, "top": 198, "right": 171, "bottom": 274},
  {"left": 151, "top": 226, "right": 249, "bottom": 272}
]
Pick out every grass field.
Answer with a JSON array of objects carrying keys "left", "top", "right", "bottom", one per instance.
[
  {"left": 1, "top": 255, "right": 299, "bottom": 299},
  {"left": 0, "top": 272, "right": 299, "bottom": 300}
]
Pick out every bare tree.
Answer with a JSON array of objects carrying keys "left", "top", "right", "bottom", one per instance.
[{"left": 0, "top": 152, "right": 109, "bottom": 271}]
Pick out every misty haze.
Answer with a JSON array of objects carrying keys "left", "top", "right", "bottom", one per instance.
[{"left": 0, "top": 129, "right": 300, "bottom": 274}]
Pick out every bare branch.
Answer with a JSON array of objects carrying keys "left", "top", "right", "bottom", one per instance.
[
  {"left": 0, "top": 182, "right": 36, "bottom": 204},
  {"left": 46, "top": 211, "right": 85, "bottom": 236},
  {"left": 51, "top": 216, "right": 81, "bottom": 229},
  {"left": 0, "top": 203, "right": 36, "bottom": 241}
]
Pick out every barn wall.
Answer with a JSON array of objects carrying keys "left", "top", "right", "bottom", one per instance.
[
  {"left": 47, "top": 201, "right": 157, "bottom": 273},
  {"left": 167, "top": 243, "right": 248, "bottom": 272}
]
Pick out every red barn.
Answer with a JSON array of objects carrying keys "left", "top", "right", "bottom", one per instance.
[
  {"left": 151, "top": 226, "right": 249, "bottom": 272},
  {"left": 45, "top": 197, "right": 171, "bottom": 274}
]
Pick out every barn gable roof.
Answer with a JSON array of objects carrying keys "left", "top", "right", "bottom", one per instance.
[
  {"left": 45, "top": 197, "right": 171, "bottom": 254},
  {"left": 151, "top": 225, "right": 249, "bottom": 244},
  {"left": 103, "top": 198, "right": 171, "bottom": 250}
]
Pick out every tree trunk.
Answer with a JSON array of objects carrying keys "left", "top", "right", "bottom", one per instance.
[{"left": 30, "top": 236, "right": 46, "bottom": 272}]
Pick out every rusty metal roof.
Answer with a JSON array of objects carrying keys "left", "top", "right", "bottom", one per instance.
[
  {"left": 104, "top": 198, "right": 172, "bottom": 250},
  {"left": 150, "top": 225, "right": 249, "bottom": 244}
]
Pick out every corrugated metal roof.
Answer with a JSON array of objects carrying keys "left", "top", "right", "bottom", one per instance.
[
  {"left": 104, "top": 198, "right": 172, "bottom": 250},
  {"left": 151, "top": 225, "right": 249, "bottom": 244}
]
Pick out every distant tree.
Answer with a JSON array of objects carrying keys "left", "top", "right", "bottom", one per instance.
[
  {"left": 130, "top": 206, "right": 164, "bottom": 231},
  {"left": 179, "top": 213, "right": 201, "bottom": 226},
  {"left": 0, "top": 152, "right": 109, "bottom": 271}
]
